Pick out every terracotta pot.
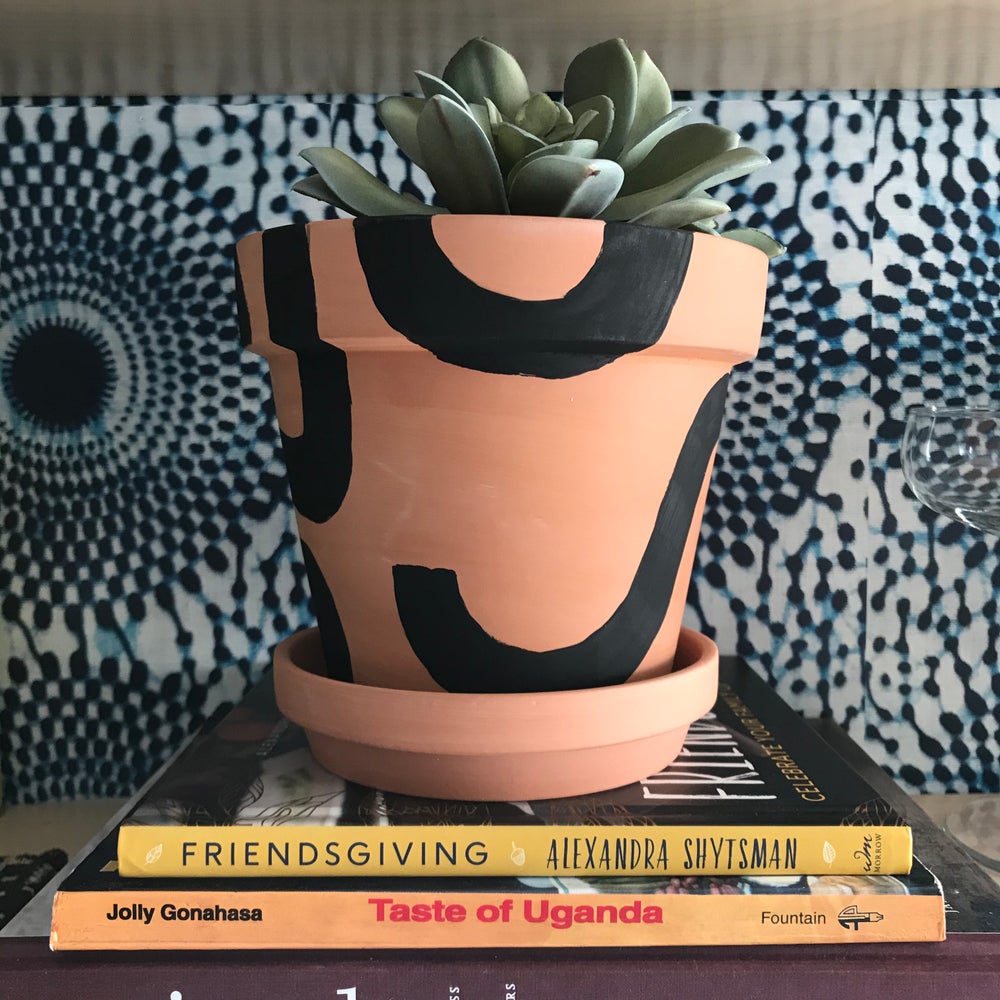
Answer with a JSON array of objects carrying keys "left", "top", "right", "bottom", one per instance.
[{"left": 235, "top": 215, "right": 766, "bottom": 797}]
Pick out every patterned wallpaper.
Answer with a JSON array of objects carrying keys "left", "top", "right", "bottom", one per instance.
[{"left": 1, "top": 90, "right": 999, "bottom": 804}]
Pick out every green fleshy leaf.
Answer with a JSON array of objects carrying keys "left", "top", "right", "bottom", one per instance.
[
  {"left": 545, "top": 121, "right": 578, "bottom": 143},
  {"left": 299, "top": 148, "right": 443, "bottom": 216},
  {"left": 569, "top": 107, "right": 599, "bottom": 138},
  {"left": 602, "top": 146, "right": 771, "bottom": 221},
  {"left": 416, "top": 95, "right": 509, "bottom": 214},
  {"left": 619, "top": 123, "right": 741, "bottom": 197},
  {"left": 617, "top": 107, "right": 690, "bottom": 172},
  {"left": 414, "top": 70, "right": 470, "bottom": 111},
  {"left": 291, "top": 173, "right": 353, "bottom": 213},
  {"left": 563, "top": 38, "right": 637, "bottom": 159},
  {"left": 507, "top": 155, "right": 624, "bottom": 218},
  {"left": 494, "top": 121, "right": 546, "bottom": 174},
  {"left": 628, "top": 196, "right": 730, "bottom": 229},
  {"left": 376, "top": 96, "right": 427, "bottom": 168},
  {"left": 467, "top": 104, "right": 497, "bottom": 147},
  {"left": 483, "top": 97, "right": 504, "bottom": 130},
  {"left": 514, "top": 92, "right": 561, "bottom": 138},
  {"left": 442, "top": 37, "right": 531, "bottom": 118},
  {"left": 567, "top": 96, "right": 614, "bottom": 148},
  {"left": 721, "top": 227, "right": 786, "bottom": 258},
  {"left": 686, "top": 218, "right": 720, "bottom": 234},
  {"left": 505, "top": 138, "right": 600, "bottom": 190},
  {"left": 623, "top": 49, "right": 673, "bottom": 151},
  {"left": 551, "top": 100, "right": 574, "bottom": 131},
  {"left": 547, "top": 103, "right": 589, "bottom": 144}
]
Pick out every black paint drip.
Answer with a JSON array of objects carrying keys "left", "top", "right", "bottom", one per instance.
[
  {"left": 354, "top": 217, "right": 693, "bottom": 379},
  {"left": 393, "top": 375, "right": 730, "bottom": 693}
]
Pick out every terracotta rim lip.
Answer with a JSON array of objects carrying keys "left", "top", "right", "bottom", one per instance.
[{"left": 274, "top": 626, "right": 719, "bottom": 756}]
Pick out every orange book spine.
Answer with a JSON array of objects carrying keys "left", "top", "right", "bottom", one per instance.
[{"left": 51, "top": 888, "right": 945, "bottom": 950}]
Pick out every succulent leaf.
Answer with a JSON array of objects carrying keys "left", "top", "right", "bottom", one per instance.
[
  {"left": 506, "top": 138, "right": 601, "bottom": 190},
  {"left": 563, "top": 38, "right": 637, "bottom": 158},
  {"left": 569, "top": 107, "right": 600, "bottom": 139},
  {"left": 442, "top": 37, "right": 531, "bottom": 118},
  {"left": 623, "top": 49, "right": 672, "bottom": 151},
  {"left": 294, "top": 36, "right": 780, "bottom": 252},
  {"left": 291, "top": 173, "right": 352, "bottom": 211},
  {"left": 629, "top": 196, "right": 730, "bottom": 229},
  {"left": 602, "top": 146, "right": 771, "bottom": 221},
  {"left": 507, "top": 155, "right": 625, "bottom": 218},
  {"left": 552, "top": 100, "right": 574, "bottom": 130},
  {"left": 414, "top": 70, "right": 470, "bottom": 111},
  {"left": 721, "top": 227, "right": 786, "bottom": 259},
  {"left": 567, "top": 96, "right": 614, "bottom": 148},
  {"left": 416, "top": 95, "right": 509, "bottom": 214},
  {"left": 495, "top": 121, "right": 547, "bottom": 174},
  {"left": 617, "top": 107, "right": 690, "bottom": 172},
  {"left": 483, "top": 97, "right": 504, "bottom": 130},
  {"left": 514, "top": 92, "right": 562, "bottom": 138},
  {"left": 619, "top": 122, "right": 741, "bottom": 197},
  {"left": 467, "top": 104, "right": 497, "bottom": 147},
  {"left": 299, "top": 148, "right": 444, "bottom": 217},
  {"left": 545, "top": 121, "right": 579, "bottom": 144},
  {"left": 376, "top": 96, "right": 428, "bottom": 168}
]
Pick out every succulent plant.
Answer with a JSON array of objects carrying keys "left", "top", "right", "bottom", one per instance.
[{"left": 295, "top": 38, "right": 783, "bottom": 257}]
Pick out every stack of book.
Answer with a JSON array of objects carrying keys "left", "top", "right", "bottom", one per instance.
[{"left": 46, "top": 657, "right": 993, "bottom": 952}]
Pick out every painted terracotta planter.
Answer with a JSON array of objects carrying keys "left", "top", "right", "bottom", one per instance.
[{"left": 235, "top": 215, "right": 767, "bottom": 798}]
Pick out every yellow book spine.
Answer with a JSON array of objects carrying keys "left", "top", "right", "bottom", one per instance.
[
  {"left": 117, "top": 824, "right": 913, "bottom": 878},
  {"left": 50, "top": 887, "right": 944, "bottom": 950}
]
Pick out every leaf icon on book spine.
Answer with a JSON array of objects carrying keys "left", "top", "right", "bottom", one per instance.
[
  {"left": 822, "top": 841, "right": 836, "bottom": 865},
  {"left": 145, "top": 843, "right": 163, "bottom": 866},
  {"left": 510, "top": 842, "right": 526, "bottom": 866}
]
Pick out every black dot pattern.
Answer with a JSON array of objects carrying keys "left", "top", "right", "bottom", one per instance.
[
  {"left": 4, "top": 91, "right": 1000, "bottom": 802},
  {"left": 685, "top": 97, "right": 873, "bottom": 728},
  {"left": 869, "top": 96, "right": 1000, "bottom": 793}
]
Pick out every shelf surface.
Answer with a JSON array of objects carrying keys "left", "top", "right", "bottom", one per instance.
[{"left": 0, "top": 0, "right": 998, "bottom": 96}]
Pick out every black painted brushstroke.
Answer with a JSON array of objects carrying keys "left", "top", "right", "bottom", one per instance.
[
  {"left": 354, "top": 217, "right": 693, "bottom": 379},
  {"left": 393, "top": 376, "right": 731, "bottom": 693},
  {"left": 259, "top": 225, "right": 352, "bottom": 524},
  {"left": 301, "top": 541, "right": 353, "bottom": 682}
]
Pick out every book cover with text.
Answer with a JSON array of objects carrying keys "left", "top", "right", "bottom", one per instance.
[{"left": 53, "top": 827, "right": 944, "bottom": 950}]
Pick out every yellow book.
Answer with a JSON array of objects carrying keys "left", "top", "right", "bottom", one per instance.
[{"left": 116, "top": 661, "right": 913, "bottom": 878}]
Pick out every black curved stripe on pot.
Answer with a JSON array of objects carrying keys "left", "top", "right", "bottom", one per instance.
[
  {"left": 353, "top": 217, "right": 693, "bottom": 379},
  {"left": 260, "top": 225, "right": 352, "bottom": 523},
  {"left": 301, "top": 541, "right": 353, "bottom": 683},
  {"left": 393, "top": 375, "right": 730, "bottom": 693}
]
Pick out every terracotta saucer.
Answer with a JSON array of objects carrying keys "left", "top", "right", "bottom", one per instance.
[{"left": 273, "top": 626, "right": 719, "bottom": 800}]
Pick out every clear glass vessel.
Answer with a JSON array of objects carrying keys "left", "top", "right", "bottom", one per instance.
[{"left": 902, "top": 404, "right": 1000, "bottom": 869}]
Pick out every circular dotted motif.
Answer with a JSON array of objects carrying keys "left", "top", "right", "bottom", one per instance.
[{"left": 0, "top": 103, "right": 337, "bottom": 802}]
